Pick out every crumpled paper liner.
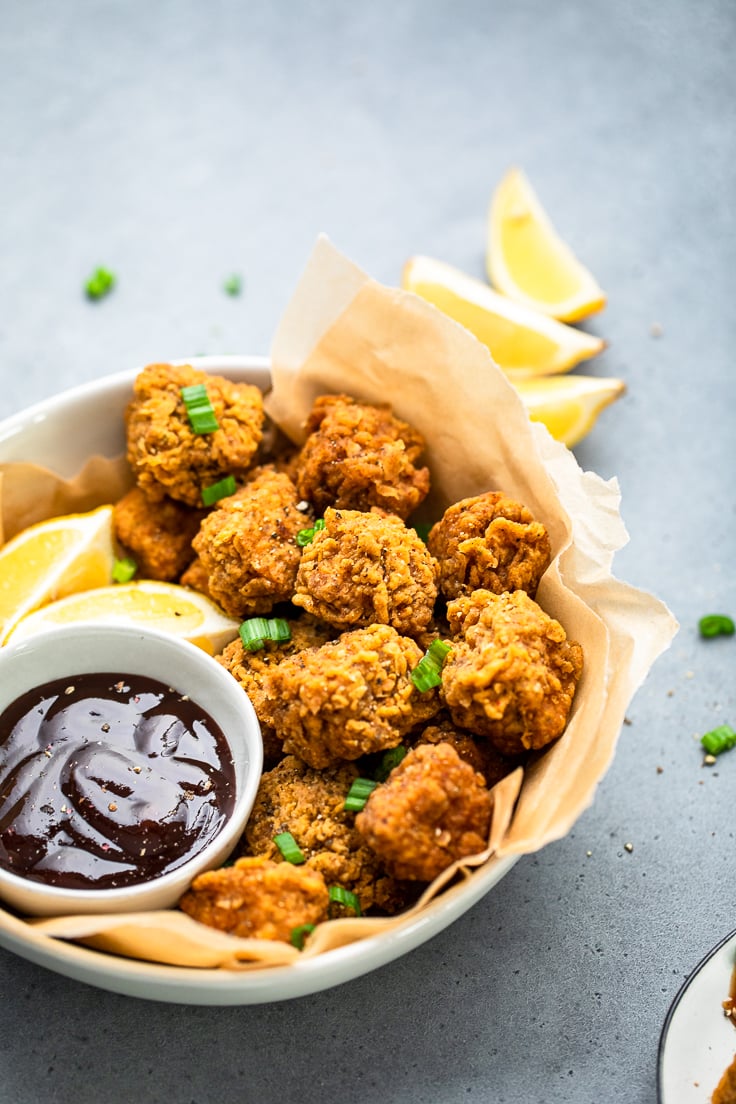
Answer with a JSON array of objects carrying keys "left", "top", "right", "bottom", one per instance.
[{"left": 0, "top": 236, "right": 677, "bottom": 972}]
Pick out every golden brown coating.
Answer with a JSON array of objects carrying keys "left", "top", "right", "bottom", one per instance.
[
  {"left": 410, "top": 714, "right": 518, "bottom": 789},
  {"left": 112, "top": 487, "right": 204, "bottom": 581},
  {"left": 355, "top": 743, "right": 492, "bottom": 882},
  {"left": 713, "top": 1055, "right": 736, "bottom": 1104},
  {"left": 442, "top": 589, "right": 583, "bottom": 756},
  {"left": 242, "top": 756, "right": 413, "bottom": 914},
  {"left": 427, "top": 491, "right": 551, "bottom": 600},
  {"left": 125, "top": 363, "right": 264, "bottom": 505},
  {"left": 258, "top": 624, "right": 441, "bottom": 769},
  {"left": 179, "top": 555, "right": 212, "bottom": 596},
  {"left": 192, "top": 466, "right": 309, "bottom": 618},
  {"left": 179, "top": 856, "right": 329, "bottom": 942},
  {"left": 217, "top": 619, "right": 336, "bottom": 765},
  {"left": 292, "top": 507, "right": 438, "bottom": 637},
  {"left": 295, "top": 394, "right": 430, "bottom": 519}
]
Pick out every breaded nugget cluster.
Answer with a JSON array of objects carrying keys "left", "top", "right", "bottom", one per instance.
[{"left": 114, "top": 366, "right": 585, "bottom": 946}]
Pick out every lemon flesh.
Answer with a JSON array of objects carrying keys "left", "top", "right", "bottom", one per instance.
[
  {"left": 0, "top": 506, "right": 115, "bottom": 643},
  {"left": 402, "top": 255, "right": 604, "bottom": 378},
  {"left": 515, "top": 375, "right": 625, "bottom": 448},
  {"left": 7, "top": 581, "right": 241, "bottom": 655},
  {"left": 488, "top": 168, "right": 607, "bottom": 323}
]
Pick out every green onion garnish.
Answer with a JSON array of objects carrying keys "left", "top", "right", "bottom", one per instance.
[
  {"left": 296, "top": 518, "right": 326, "bottom": 547},
  {"left": 111, "top": 556, "right": 137, "bottom": 584},
  {"left": 410, "top": 639, "right": 452, "bottom": 692},
  {"left": 698, "top": 614, "right": 735, "bottom": 638},
  {"left": 84, "top": 266, "right": 116, "bottom": 300},
  {"left": 239, "top": 616, "right": 292, "bottom": 652},
  {"left": 701, "top": 724, "right": 736, "bottom": 757},
  {"left": 223, "top": 273, "right": 243, "bottom": 296},
  {"left": 374, "top": 745, "right": 407, "bottom": 782},
  {"left": 201, "top": 475, "right": 236, "bottom": 506},
  {"left": 344, "top": 777, "right": 378, "bottom": 813},
  {"left": 273, "top": 831, "right": 305, "bottom": 864},
  {"left": 290, "top": 923, "right": 315, "bottom": 950},
  {"left": 328, "top": 885, "right": 361, "bottom": 916},
  {"left": 181, "top": 383, "right": 219, "bottom": 434}
]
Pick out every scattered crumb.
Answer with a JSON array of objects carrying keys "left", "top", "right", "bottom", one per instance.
[
  {"left": 650, "top": 322, "right": 664, "bottom": 338},
  {"left": 623, "top": 716, "right": 633, "bottom": 726},
  {"left": 703, "top": 754, "right": 717, "bottom": 766},
  {"left": 667, "top": 689, "right": 674, "bottom": 697},
  {"left": 685, "top": 671, "right": 695, "bottom": 679},
  {"left": 624, "top": 842, "right": 634, "bottom": 853},
  {"left": 656, "top": 766, "right": 664, "bottom": 774},
  {"left": 586, "top": 850, "right": 592, "bottom": 858}
]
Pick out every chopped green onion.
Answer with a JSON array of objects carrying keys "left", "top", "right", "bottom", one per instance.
[
  {"left": 412, "top": 522, "right": 432, "bottom": 544},
  {"left": 239, "top": 616, "right": 292, "bottom": 652},
  {"left": 84, "top": 266, "right": 116, "bottom": 300},
  {"left": 201, "top": 475, "right": 236, "bottom": 506},
  {"left": 273, "top": 831, "right": 305, "bottom": 864},
  {"left": 344, "top": 777, "right": 378, "bottom": 812},
  {"left": 374, "top": 745, "right": 407, "bottom": 781},
  {"left": 296, "top": 518, "right": 326, "bottom": 547},
  {"left": 698, "top": 614, "right": 735, "bottom": 638},
  {"left": 410, "top": 639, "right": 452, "bottom": 692},
  {"left": 328, "top": 885, "right": 361, "bottom": 916},
  {"left": 701, "top": 724, "right": 736, "bottom": 757},
  {"left": 181, "top": 383, "right": 219, "bottom": 434},
  {"left": 111, "top": 556, "right": 137, "bottom": 584},
  {"left": 290, "top": 923, "right": 315, "bottom": 950},
  {"left": 223, "top": 273, "right": 243, "bottom": 297}
]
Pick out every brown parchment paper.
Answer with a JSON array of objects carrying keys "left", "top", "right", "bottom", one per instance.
[{"left": 0, "top": 236, "right": 677, "bottom": 972}]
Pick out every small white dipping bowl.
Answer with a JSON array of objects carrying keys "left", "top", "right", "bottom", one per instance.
[{"left": 0, "top": 623, "right": 262, "bottom": 917}]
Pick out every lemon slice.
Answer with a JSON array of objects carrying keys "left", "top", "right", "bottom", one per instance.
[
  {"left": 402, "top": 255, "right": 605, "bottom": 378},
  {"left": 0, "top": 505, "right": 116, "bottom": 644},
  {"left": 514, "top": 375, "right": 625, "bottom": 448},
  {"left": 488, "top": 168, "right": 607, "bottom": 323},
  {"left": 6, "top": 580, "right": 241, "bottom": 654}
]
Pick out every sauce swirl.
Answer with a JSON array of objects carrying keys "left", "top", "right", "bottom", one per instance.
[{"left": 0, "top": 673, "right": 236, "bottom": 890}]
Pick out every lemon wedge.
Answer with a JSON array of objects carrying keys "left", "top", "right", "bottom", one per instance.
[
  {"left": 402, "top": 255, "right": 605, "bottom": 378},
  {"left": 6, "top": 580, "right": 241, "bottom": 654},
  {"left": 488, "top": 168, "right": 607, "bottom": 323},
  {"left": 514, "top": 375, "right": 625, "bottom": 447},
  {"left": 0, "top": 505, "right": 116, "bottom": 644}
]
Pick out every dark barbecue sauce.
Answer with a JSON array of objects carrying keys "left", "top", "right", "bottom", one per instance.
[{"left": 0, "top": 673, "right": 236, "bottom": 890}]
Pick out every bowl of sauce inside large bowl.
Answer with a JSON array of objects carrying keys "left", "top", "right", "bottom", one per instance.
[{"left": 0, "top": 624, "right": 262, "bottom": 916}]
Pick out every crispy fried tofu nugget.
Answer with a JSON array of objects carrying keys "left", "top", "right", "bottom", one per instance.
[
  {"left": 179, "top": 856, "right": 329, "bottom": 942},
  {"left": 442, "top": 589, "right": 583, "bottom": 756},
  {"left": 126, "top": 363, "right": 264, "bottom": 505},
  {"left": 258, "top": 624, "right": 441, "bottom": 769},
  {"left": 295, "top": 394, "right": 430, "bottom": 519},
  {"left": 192, "top": 466, "right": 309, "bottom": 618},
  {"left": 217, "top": 619, "right": 335, "bottom": 765},
  {"left": 410, "top": 714, "right": 518, "bottom": 789},
  {"left": 112, "top": 487, "right": 204, "bottom": 581},
  {"left": 355, "top": 743, "right": 492, "bottom": 882},
  {"left": 292, "top": 507, "right": 438, "bottom": 637},
  {"left": 427, "top": 491, "right": 551, "bottom": 600},
  {"left": 242, "top": 756, "right": 413, "bottom": 914}
]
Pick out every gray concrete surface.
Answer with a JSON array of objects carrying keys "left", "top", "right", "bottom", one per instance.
[{"left": 0, "top": 1, "right": 734, "bottom": 1101}]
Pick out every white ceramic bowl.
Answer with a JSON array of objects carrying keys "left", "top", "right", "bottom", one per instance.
[
  {"left": 0, "top": 623, "right": 263, "bottom": 917},
  {"left": 0, "top": 355, "right": 518, "bottom": 1004}
]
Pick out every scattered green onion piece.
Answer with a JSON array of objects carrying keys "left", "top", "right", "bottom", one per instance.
[
  {"left": 412, "top": 522, "right": 432, "bottom": 544},
  {"left": 344, "top": 777, "right": 378, "bottom": 812},
  {"left": 296, "top": 518, "right": 325, "bottom": 546},
  {"left": 290, "top": 923, "right": 315, "bottom": 950},
  {"left": 239, "top": 616, "right": 292, "bottom": 652},
  {"left": 85, "top": 266, "right": 116, "bottom": 300},
  {"left": 273, "top": 831, "right": 305, "bottom": 864},
  {"left": 111, "top": 556, "right": 137, "bottom": 584},
  {"left": 701, "top": 724, "right": 736, "bottom": 757},
  {"left": 410, "top": 639, "right": 452, "bottom": 692},
  {"left": 328, "top": 885, "right": 361, "bottom": 916},
  {"left": 181, "top": 383, "right": 219, "bottom": 434},
  {"left": 223, "top": 273, "right": 243, "bottom": 297},
  {"left": 201, "top": 474, "right": 236, "bottom": 506},
  {"left": 698, "top": 614, "right": 735, "bottom": 638},
  {"left": 375, "top": 745, "right": 407, "bottom": 782}
]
